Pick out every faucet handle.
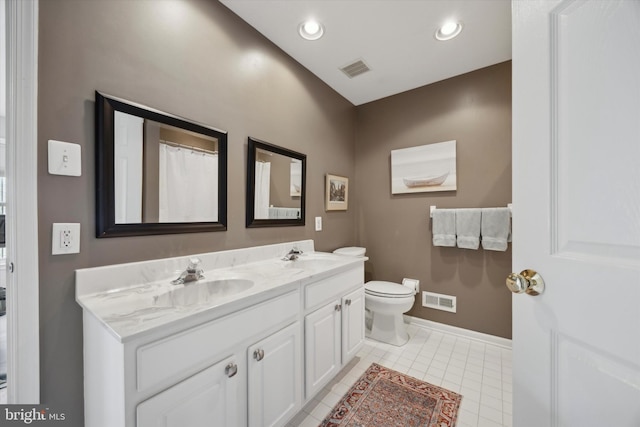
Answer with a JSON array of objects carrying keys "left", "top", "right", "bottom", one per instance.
[{"left": 187, "top": 257, "right": 201, "bottom": 270}]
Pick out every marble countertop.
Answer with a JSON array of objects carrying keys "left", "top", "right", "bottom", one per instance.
[{"left": 76, "top": 245, "right": 365, "bottom": 342}]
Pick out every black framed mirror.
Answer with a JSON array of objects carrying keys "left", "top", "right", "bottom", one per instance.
[
  {"left": 96, "top": 91, "right": 227, "bottom": 237},
  {"left": 246, "top": 137, "right": 306, "bottom": 228}
]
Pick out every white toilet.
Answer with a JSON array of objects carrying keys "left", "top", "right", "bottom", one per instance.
[{"left": 333, "top": 247, "right": 418, "bottom": 347}]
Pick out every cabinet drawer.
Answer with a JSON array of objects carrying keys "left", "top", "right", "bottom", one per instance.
[
  {"left": 304, "top": 267, "right": 363, "bottom": 312},
  {"left": 136, "top": 290, "right": 299, "bottom": 392}
]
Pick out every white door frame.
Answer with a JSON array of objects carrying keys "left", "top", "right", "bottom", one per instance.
[{"left": 5, "top": 0, "right": 40, "bottom": 403}]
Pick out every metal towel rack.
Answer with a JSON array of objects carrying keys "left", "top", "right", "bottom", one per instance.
[{"left": 429, "top": 203, "right": 513, "bottom": 218}]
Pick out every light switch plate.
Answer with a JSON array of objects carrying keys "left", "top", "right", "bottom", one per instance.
[
  {"left": 52, "top": 223, "right": 81, "bottom": 255},
  {"left": 315, "top": 216, "right": 322, "bottom": 231},
  {"left": 48, "top": 140, "right": 81, "bottom": 176}
]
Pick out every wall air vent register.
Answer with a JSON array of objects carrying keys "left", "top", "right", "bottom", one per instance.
[{"left": 422, "top": 291, "right": 457, "bottom": 313}]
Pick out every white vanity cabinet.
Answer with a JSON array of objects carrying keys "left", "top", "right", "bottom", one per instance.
[
  {"left": 304, "top": 299, "right": 342, "bottom": 398},
  {"left": 83, "top": 289, "right": 301, "bottom": 427},
  {"left": 303, "top": 268, "right": 365, "bottom": 399},
  {"left": 138, "top": 320, "right": 302, "bottom": 427},
  {"left": 248, "top": 322, "right": 302, "bottom": 427},
  {"left": 136, "top": 354, "right": 241, "bottom": 427},
  {"left": 78, "top": 241, "right": 366, "bottom": 427},
  {"left": 341, "top": 286, "right": 365, "bottom": 362}
]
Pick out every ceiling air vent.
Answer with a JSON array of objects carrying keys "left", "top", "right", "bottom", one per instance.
[{"left": 340, "top": 59, "right": 371, "bottom": 78}]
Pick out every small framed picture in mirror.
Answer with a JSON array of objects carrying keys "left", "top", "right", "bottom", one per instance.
[{"left": 325, "top": 174, "right": 349, "bottom": 211}]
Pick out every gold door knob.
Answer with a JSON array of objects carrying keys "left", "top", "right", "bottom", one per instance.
[{"left": 506, "top": 269, "right": 545, "bottom": 296}]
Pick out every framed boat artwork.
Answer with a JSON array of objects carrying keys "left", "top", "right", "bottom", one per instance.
[{"left": 391, "top": 140, "right": 457, "bottom": 194}]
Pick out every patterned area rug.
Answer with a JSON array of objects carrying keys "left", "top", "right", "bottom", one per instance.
[{"left": 319, "top": 363, "right": 462, "bottom": 427}]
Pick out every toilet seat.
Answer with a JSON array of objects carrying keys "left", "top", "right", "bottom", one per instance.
[{"left": 365, "top": 281, "right": 414, "bottom": 298}]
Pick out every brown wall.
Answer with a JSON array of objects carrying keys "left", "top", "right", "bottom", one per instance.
[
  {"left": 37, "top": 0, "right": 512, "bottom": 421},
  {"left": 269, "top": 152, "right": 298, "bottom": 209},
  {"left": 143, "top": 121, "right": 160, "bottom": 222},
  {"left": 256, "top": 150, "right": 300, "bottom": 210},
  {"left": 354, "top": 62, "right": 512, "bottom": 339},
  {"left": 38, "top": 0, "right": 356, "bottom": 422}
]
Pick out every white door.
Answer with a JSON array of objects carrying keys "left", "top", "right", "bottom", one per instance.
[
  {"left": 136, "top": 355, "right": 240, "bottom": 427},
  {"left": 113, "top": 111, "right": 143, "bottom": 223},
  {"left": 305, "top": 301, "right": 341, "bottom": 399},
  {"left": 341, "top": 287, "right": 364, "bottom": 363},
  {"left": 512, "top": 1, "right": 640, "bottom": 426},
  {"left": 248, "top": 322, "right": 302, "bottom": 427},
  {"left": 4, "top": 0, "right": 39, "bottom": 403}
]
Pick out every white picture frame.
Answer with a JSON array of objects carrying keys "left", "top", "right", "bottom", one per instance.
[{"left": 391, "top": 140, "right": 457, "bottom": 194}]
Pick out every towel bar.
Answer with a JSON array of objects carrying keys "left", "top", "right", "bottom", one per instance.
[{"left": 429, "top": 203, "right": 512, "bottom": 218}]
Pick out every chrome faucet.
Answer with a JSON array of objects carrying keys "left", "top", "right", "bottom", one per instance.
[
  {"left": 282, "top": 247, "right": 303, "bottom": 261},
  {"left": 172, "top": 257, "right": 205, "bottom": 285}
]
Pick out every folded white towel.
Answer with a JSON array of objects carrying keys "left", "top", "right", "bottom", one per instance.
[
  {"left": 481, "top": 208, "right": 511, "bottom": 251},
  {"left": 456, "top": 209, "right": 481, "bottom": 249},
  {"left": 432, "top": 209, "right": 456, "bottom": 247}
]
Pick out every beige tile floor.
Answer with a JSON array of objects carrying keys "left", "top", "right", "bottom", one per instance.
[{"left": 288, "top": 323, "right": 512, "bottom": 427}]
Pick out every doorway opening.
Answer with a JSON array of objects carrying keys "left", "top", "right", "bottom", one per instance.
[
  {"left": 1, "top": 0, "right": 8, "bottom": 403},
  {"left": 2, "top": 0, "right": 40, "bottom": 404}
]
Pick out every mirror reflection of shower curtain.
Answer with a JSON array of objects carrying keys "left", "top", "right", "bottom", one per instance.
[
  {"left": 254, "top": 161, "right": 271, "bottom": 219},
  {"left": 159, "top": 143, "right": 218, "bottom": 222}
]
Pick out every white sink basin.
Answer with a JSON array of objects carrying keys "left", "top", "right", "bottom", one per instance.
[
  {"left": 284, "top": 258, "right": 338, "bottom": 270},
  {"left": 281, "top": 253, "right": 344, "bottom": 270},
  {"left": 154, "top": 278, "right": 255, "bottom": 307}
]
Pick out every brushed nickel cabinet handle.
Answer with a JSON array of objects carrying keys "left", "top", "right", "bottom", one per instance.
[
  {"left": 253, "top": 349, "right": 265, "bottom": 361},
  {"left": 225, "top": 362, "right": 238, "bottom": 378}
]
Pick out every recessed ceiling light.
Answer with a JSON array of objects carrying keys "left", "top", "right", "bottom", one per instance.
[
  {"left": 435, "top": 20, "right": 463, "bottom": 41},
  {"left": 298, "top": 19, "right": 324, "bottom": 41}
]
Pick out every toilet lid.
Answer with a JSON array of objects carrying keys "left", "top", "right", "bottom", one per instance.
[
  {"left": 365, "top": 281, "right": 414, "bottom": 298},
  {"left": 333, "top": 247, "right": 366, "bottom": 257}
]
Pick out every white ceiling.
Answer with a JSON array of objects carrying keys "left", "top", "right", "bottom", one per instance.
[{"left": 219, "top": 0, "right": 512, "bottom": 106}]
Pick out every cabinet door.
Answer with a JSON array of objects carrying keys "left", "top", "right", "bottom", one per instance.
[
  {"left": 304, "top": 301, "right": 341, "bottom": 399},
  {"left": 342, "top": 287, "right": 365, "bottom": 363},
  {"left": 248, "top": 322, "right": 302, "bottom": 427},
  {"left": 137, "top": 355, "right": 240, "bottom": 427}
]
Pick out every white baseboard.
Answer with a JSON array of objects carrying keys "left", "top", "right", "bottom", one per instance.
[{"left": 404, "top": 315, "right": 512, "bottom": 349}]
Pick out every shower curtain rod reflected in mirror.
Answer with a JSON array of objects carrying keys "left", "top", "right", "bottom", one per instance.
[{"left": 160, "top": 139, "right": 218, "bottom": 155}]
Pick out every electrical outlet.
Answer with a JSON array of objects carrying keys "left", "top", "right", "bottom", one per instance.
[
  {"left": 61, "top": 229, "right": 72, "bottom": 248},
  {"left": 315, "top": 216, "right": 322, "bottom": 231},
  {"left": 52, "top": 223, "right": 81, "bottom": 255}
]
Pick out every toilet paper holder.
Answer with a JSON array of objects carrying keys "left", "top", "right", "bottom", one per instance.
[{"left": 402, "top": 278, "right": 420, "bottom": 294}]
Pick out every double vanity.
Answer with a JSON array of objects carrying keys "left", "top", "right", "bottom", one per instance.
[
  {"left": 89, "top": 87, "right": 357, "bottom": 427},
  {"left": 76, "top": 240, "right": 366, "bottom": 427}
]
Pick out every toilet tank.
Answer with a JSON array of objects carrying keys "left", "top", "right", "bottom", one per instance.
[{"left": 333, "top": 247, "right": 366, "bottom": 257}]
